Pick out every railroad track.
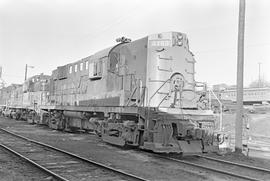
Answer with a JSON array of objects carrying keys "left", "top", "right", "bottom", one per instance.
[
  {"left": 157, "top": 154, "right": 270, "bottom": 181},
  {"left": 0, "top": 128, "right": 149, "bottom": 181}
]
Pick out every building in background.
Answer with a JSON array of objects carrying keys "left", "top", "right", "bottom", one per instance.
[{"left": 213, "top": 84, "right": 270, "bottom": 105}]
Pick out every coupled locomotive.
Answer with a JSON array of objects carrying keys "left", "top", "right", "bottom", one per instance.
[{"left": 0, "top": 32, "right": 219, "bottom": 154}]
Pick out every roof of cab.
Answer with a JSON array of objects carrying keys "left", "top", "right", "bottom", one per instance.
[
  {"left": 91, "top": 42, "right": 127, "bottom": 60},
  {"left": 57, "top": 41, "right": 128, "bottom": 70},
  {"left": 91, "top": 46, "right": 113, "bottom": 60},
  {"left": 67, "top": 45, "right": 114, "bottom": 65}
]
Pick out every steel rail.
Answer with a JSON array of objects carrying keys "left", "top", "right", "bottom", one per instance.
[
  {"left": 156, "top": 155, "right": 264, "bottom": 181},
  {"left": 196, "top": 154, "right": 270, "bottom": 174},
  {"left": 0, "top": 143, "right": 68, "bottom": 181},
  {"left": 0, "top": 128, "right": 149, "bottom": 181}
]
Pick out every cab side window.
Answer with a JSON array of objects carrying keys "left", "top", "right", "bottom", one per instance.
[{"left": 89, "top": 60, "right": 103, "bottom": 80}]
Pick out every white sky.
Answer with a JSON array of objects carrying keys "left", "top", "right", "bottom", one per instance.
[{"left": 0, "top": 0, "right": 269, "bottom": 87}]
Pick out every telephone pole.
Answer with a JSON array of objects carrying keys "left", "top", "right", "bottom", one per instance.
[
  {"left": 24, "top": 64, "right": 28, "bottom": 81},
  {"left": 235, "top": 0, "right": 246, "bottom": 153},
  {"left": 24, "top": 64, "right": 34, "bottom": 81},
  {"left": 258, "top": 62, "right": 262, "bottom": 87},
  {"left": 0, "top": 66, "right": 5, "bottom": 88}
]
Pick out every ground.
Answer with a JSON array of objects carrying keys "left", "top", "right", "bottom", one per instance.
[
  {"left": 0, "top": 147, "right": 52, "bottom": 181},
  {"left": 219, "top": 112, "right": 270, "bottom": 159},
  {"left": 0, "top": 115, "right": 270, "bottom": 180}
]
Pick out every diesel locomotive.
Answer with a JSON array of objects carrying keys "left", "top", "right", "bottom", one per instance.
[{"left": 0, "top": 32, "right": 219, "bottom": 154}]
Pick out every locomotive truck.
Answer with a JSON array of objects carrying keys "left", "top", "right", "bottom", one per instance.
[{"left": 0, "top": 32, "right": 219, "bottom": 154}]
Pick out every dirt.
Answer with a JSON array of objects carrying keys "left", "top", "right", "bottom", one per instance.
[
  {"left": 221, "top": 112, "right": 270, "bottom": 137},
  {"left": 206, "top": 151, "right": 270, "bottom": 170},
  {"left": 0, "top": 117, "right": 269, "bottom": 181},
  {"left": 0, "top": 147, "right": 53, "bottom": 181},
  {"left": 249, "top": 113, "right": 270, "bottom": 137},
  {"left": 219, "top": 113, "right": 270, "bottom": 159}
]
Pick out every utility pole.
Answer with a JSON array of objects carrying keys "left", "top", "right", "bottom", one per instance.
[
  {"left": 24, "top": 64, "right": 34, "bottom": 81},
  {"left": 0, "top": 66, "right": 5, "bottom": 88},
  {"left": 0, "top": 66, "right": 2, "bottom": 79},
  {"left": 258, "top": 62, "right": 262, "bottom": 87},
  {"left": 235, "top": 0, "right": 246, "bottom": 153},
  {"left": 24, "top": 64, "right": 28, "bottom": 81}
]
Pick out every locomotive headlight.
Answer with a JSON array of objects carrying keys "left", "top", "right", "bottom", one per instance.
[
  {"left": 177, "top": 41, "right": 183, "bottom": 46},
  {"left": 177, "top": 34, "right": 183, "bottom": 40},
  {"left": 176, "top": 34, "right": 183, "bottom": 46}
]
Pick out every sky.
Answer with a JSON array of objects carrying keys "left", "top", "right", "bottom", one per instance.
[{"left": 0, "top": 0, "right": 269, "bottom": 87}]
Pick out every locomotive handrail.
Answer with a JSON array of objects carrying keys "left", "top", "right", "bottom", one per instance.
[
  {"left": 146, "top": 79, "right": 170, "bottom": 128},
  {"left": 208, "top": 89, "right": 223, "bottom": 131},
  {"left": 126, "top": 77, "right": 146, "bottom": 107},
  {"left": 139, "top": 87, "right": 146, "bottom": 106},
  {"left": 148, "top": 78, "right": 171, "bottom": 107},
  {"left": 157, "top": 94, "right": 169, "bottom": 108},
  {"left": 125, "top": 87, "right": 137, "bottom": 106}
]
